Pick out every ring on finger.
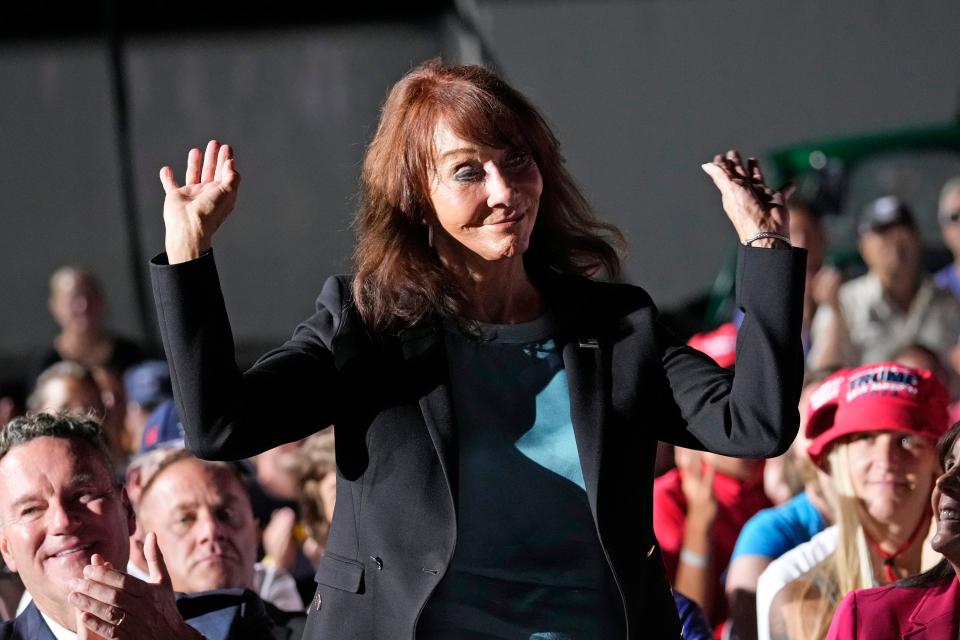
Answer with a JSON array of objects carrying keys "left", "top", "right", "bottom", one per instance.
[{"left": 115, "top": 609, "right": 126, "bottom": 627}]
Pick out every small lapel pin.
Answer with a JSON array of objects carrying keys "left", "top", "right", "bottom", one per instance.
[{"left": 578, "top": 337, "right": 599, "bottom": 349}]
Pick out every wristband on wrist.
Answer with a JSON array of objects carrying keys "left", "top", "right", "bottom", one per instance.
[
  {"left": 680, "top": 548, "right": 708, "bottom": 569},
  {"left": 742, "top": 230, "right": 791, "bottom": 247},
  {"left": 260, "top": 555, "right": 277, "bottom": 567}
]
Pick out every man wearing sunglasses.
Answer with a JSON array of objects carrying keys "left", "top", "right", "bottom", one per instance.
[{"left": 808, "top": 194, "right": 960, "bottom": 369}]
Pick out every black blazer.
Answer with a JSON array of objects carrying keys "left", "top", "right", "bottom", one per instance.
[
  {"left": 0, "top": 590, "right": 286, "bottom": 640},
  {"left": 151, "top": 245, "right": 806, "bottom": 639}
]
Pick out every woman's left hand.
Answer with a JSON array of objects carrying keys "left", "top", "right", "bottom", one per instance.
[{"left": 702, "top": 150, "right": 791, "bottom": 247}]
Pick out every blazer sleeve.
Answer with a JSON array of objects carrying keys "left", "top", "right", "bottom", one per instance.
[
  {"left": 825, "top": 590, "right": 858, "bottom": 639},
  {"left": 151, "top": 251, "right": 344, "bottom": 460},
  {"left": 654, "top": 246, "right": 806, "bottom": 457}
]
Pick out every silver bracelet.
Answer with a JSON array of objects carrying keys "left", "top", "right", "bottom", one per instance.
[
  {"left": 680, "top": 548, "right": 708, "bottom": 568},
  {"left": 741, "top": 231, "right": 791, "bottom": 247}
]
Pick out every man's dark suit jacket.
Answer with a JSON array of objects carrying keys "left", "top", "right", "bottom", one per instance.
[
  {"left": 0, "top": 589, "right": 300, "bottom": 640},
  {"left": 151, "top": 245, "right": 806, "bottom": 639}
]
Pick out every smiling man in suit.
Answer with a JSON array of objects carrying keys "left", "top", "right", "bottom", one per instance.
[{"left": 0, "top": 412, "right": 281, "bottom": 640}]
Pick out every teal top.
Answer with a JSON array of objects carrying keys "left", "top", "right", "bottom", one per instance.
[{"left": 417, "top": 314, "right": 623, "bottom": 639}]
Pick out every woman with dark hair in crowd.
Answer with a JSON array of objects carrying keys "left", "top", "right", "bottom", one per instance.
[
  {"left": 826, "top": 420, "right": 960, "bottom": 638},
  {"left": 151, "top": 59, "right": 806, "bottom": 638}
]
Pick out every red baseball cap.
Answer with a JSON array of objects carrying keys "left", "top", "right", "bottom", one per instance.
[
  {"left": 687, "top": 322, "right": 737, "bottom": 369},
  {"left": 805, "top": 363, "right": 950, "bottom": 466},
  {"left": 803, "top": 368, "right": 849, "bottom": 441}
]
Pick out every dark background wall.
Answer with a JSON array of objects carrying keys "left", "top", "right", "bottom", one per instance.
[{"left": 2, "top": 0, "right": 960, "bottom": 374}]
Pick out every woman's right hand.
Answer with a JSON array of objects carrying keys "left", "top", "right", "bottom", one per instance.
[{"left": 159, "top": 140, "right": 240, "bottom": 264}]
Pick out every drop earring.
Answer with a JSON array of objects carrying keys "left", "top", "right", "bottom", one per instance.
[{"left": 422, "top": 217, "right": 434, "bottom": 248}]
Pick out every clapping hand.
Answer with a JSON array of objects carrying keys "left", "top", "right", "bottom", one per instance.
[
  {"left": 70, "top": 533, "right": 203, "bottom": 640},
  {"left": 262, "top": 507, "right": 298, "bottom": 571},
  {"left": 702, "top": 150, "right": 792, "bottom": 247},
  {"left": 160, "top": 140, "right": 241, "bottom": 264},
  {"left": 811, "top": 265, "right": 843, "bottom": 310}
]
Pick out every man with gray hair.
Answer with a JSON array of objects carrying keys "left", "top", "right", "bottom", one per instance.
[
  {"left": 26, "top": 363, "right": 103, "bottom": 417},
  {"left": 0, "top": 413, "right": 282, "bottom": 639},
  {"left": 136, "top": 450, "right": 306, "bottom": 618}
]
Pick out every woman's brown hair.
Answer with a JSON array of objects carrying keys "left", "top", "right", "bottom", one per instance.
[{"left": 353, "top": 59, "right": 624, "bottom": 332}]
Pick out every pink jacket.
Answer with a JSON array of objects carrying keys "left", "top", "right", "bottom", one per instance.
[{"left": 827, "top": 576, "right": 960, "bottom": 639}]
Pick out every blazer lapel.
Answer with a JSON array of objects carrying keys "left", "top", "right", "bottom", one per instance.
[
  {"left": 16, "top": 603, "right": 56, "bottom": 640},
  {"left": 561, "top": 334, "right": 606, "bottom": 515},
  {"left": 400, "top": 322, "right": 458, "bottom": 507},
  {"left": 541, "top": 274, "right": 609, "bottom": 517},
  {"left": 903, "top": 577, "right": 960, "bottom": 639}
]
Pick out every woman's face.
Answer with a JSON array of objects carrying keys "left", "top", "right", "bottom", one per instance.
[
  {"left": 846, "top": 430, "right": 937, "bottom": 526},
  {"left": 931, "top": 435, "right": 960, "bottom": 560},
  {"left": 427, "top": 120, "right": 543, "bottom": 269}
]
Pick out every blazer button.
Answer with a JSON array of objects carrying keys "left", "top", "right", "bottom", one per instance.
[{"left": 314, "top": 593, "right": 322, "bottom": 611}]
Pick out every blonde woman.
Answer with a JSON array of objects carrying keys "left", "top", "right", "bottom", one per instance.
[
  {"left": 294, "top": 430, "right": 337, "bottom": 567},
  {"left": 826, "top": 420, "right": 960, "bottom": 637},
  {"left": 768, "top": 363, "right": 949, "bottom": 639}
]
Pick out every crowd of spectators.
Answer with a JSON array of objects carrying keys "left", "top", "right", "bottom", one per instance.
[
  {"left": 3, "top": 176, "right": 960, "bottom": 639},
  {"left": 655, "top": 178, "right": 960, "bottom": 639},
  {"left": 0, "top": 268, "right": 338, "bottom": 638}
]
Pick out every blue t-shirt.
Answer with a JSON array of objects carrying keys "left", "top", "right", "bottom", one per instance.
[
  {"left": 417, "top": 314, "right": 623, "bottom": 639},
  {"left": 730, "top": 491, "right": 827, "bottom": 561}
]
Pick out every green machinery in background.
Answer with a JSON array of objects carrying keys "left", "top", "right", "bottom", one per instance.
[{"left": 681, "top": 122, "right": 960, "bottom": 336}]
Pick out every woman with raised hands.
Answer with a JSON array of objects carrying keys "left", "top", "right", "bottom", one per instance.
[{"left": 151, "top": 59, "right": 806, "bottom": 639}]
